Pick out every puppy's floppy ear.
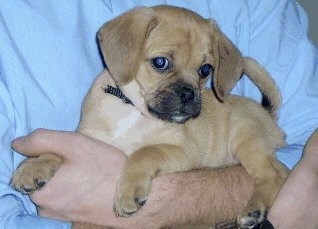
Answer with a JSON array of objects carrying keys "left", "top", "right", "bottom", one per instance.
[
  {"left": 98, "top": 7, "right": 158, "bottom": 85},
  {"left": 209, "top": 20, "right": 243, "bottom": 100}
]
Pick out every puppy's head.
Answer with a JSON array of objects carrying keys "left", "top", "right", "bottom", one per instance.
[{"left": 98, "top": 5, "right": 243, "bottom": 123}]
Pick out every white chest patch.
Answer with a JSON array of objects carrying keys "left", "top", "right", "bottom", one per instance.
[{"left": 112, "top": 109, "right": 141, "bottom": 140}]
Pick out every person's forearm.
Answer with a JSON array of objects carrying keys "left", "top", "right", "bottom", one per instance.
[
  {"left": 71, "top": 165, "right": 254, "bottom": 229},
  {"left": 268, "top": 129, "right": 318, "bottom": 228},
  {"left": 150, "top": 166, "right": 254, "bottom": 227}
]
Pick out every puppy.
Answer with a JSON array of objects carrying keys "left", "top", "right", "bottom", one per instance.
[{"left": 11, "top": 5, "right": 289, "bottom": 229}]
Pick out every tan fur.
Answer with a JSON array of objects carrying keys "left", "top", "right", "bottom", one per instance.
[{"left": 11, "top": 5, "right": 288, "bottom": 229}]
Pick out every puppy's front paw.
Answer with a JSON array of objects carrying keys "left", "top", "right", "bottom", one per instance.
[
  {"left": 236, "top": 197, "right": 267, "bottom": 229},
  {"left": 114, "top": 174, "right": 151, "bottom": 217},
  {"left": 237, "top": 210, "right": 267, "bottom": 229},
  {"left": 11, "top": 155, "right": 62, "bottom": 194}
]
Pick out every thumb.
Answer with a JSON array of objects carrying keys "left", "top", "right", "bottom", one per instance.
[{"left": 12, "top": 128, "right": 81, "bottom": 158}]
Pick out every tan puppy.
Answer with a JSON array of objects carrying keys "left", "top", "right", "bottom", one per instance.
[{"left": 11, "top": 5, "right": 289, "bottom": 228}]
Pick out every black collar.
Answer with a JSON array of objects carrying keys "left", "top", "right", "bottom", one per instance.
[{"left": 104, "top": 85, "right": 134, "bottom": 106}]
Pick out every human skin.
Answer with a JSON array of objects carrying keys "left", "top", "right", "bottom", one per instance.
[
  {"left": 12, "top": 128, "right": 318, "bottom": 228},
  {"left": 267, "top": 128, "right": 318, "bottom": 229}
]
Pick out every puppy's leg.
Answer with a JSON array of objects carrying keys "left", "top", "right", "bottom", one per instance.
[
  {"left": 11, "top": 153, "right": 62, "bottom": 194},
  {"left": 234, "top": 140, "right": 288, "bottom": 228},
  {"left": 114, "top": 144, "right": 193, "bottom": 217}
]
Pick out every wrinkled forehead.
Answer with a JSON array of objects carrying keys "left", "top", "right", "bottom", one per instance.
[{"left": 145, "top": 13, "right": 213, "bottom": 63}]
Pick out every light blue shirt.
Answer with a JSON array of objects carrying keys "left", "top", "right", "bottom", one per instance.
[{"left": 0, "top": 0, "right": 317, "bottom": 228}]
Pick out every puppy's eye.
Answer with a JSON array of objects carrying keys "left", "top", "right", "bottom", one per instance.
[
  {"left": 152, "top": 57, "right": 170, "bottom": 72},
  {"left": 198, "top": 64, "right": 214, "bottom": 79}
]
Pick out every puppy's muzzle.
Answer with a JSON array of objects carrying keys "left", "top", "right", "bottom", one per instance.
[{"left": 147, "top": 81, "right": 202, "bottom": 124}]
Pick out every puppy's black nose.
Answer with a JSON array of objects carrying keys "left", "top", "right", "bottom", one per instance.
[{"left": 177, "top": 84, "right": 195, "bottom": 104}]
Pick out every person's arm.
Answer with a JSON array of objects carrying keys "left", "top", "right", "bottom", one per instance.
[
  {"left": 268, "top": 129, "right": 318, "bottom": 228},
  {"left": 12, "top": 129, "right": 254, "bottom": 229},
  {"left": 12, "top": 129, "right": 318, "bottom": 229}
]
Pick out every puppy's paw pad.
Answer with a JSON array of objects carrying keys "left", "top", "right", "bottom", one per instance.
[
  {"left": 116, "top": 206, "right": 138, "bottom": 217},
  {"left": 114, "top": 193, "right": 148, "bottom": 217},
  {"left": 11, "top": 158, "right": 58, "bottom": 194},
  {"left": 34, "top": 178, "right": 47, "bottom": 189},
  {"left": 17, "top": 179, "right": 47, "bottom": 194},
  {"left": 136, "top": 197, "right": 147, "bottom": 207},
  {"left": 114, "top": 182, "right": 149, "bottom": 217},
  {"left": 19, "top": 185, "right": 36, "bottom": 194},
  {"left": 237, "top": 210, "right": 267, "bottom": 229},
  {"left": 114, "top": 198, "right": 146, "bottom": 217}
]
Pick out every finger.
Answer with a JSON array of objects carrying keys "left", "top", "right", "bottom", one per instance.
[{"left": 12, "top": 128, "right": 84, "bottom": 157}]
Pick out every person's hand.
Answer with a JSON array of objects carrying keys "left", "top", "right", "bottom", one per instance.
[
  {"left": 12, "top": 129, "right": 181, "bottom": 229},
  {"left": 12, "top": 129, "right": 127, "bottom": 226},
  {"left": 268, "top": 128, "right": 318, "bottom": 228}
]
